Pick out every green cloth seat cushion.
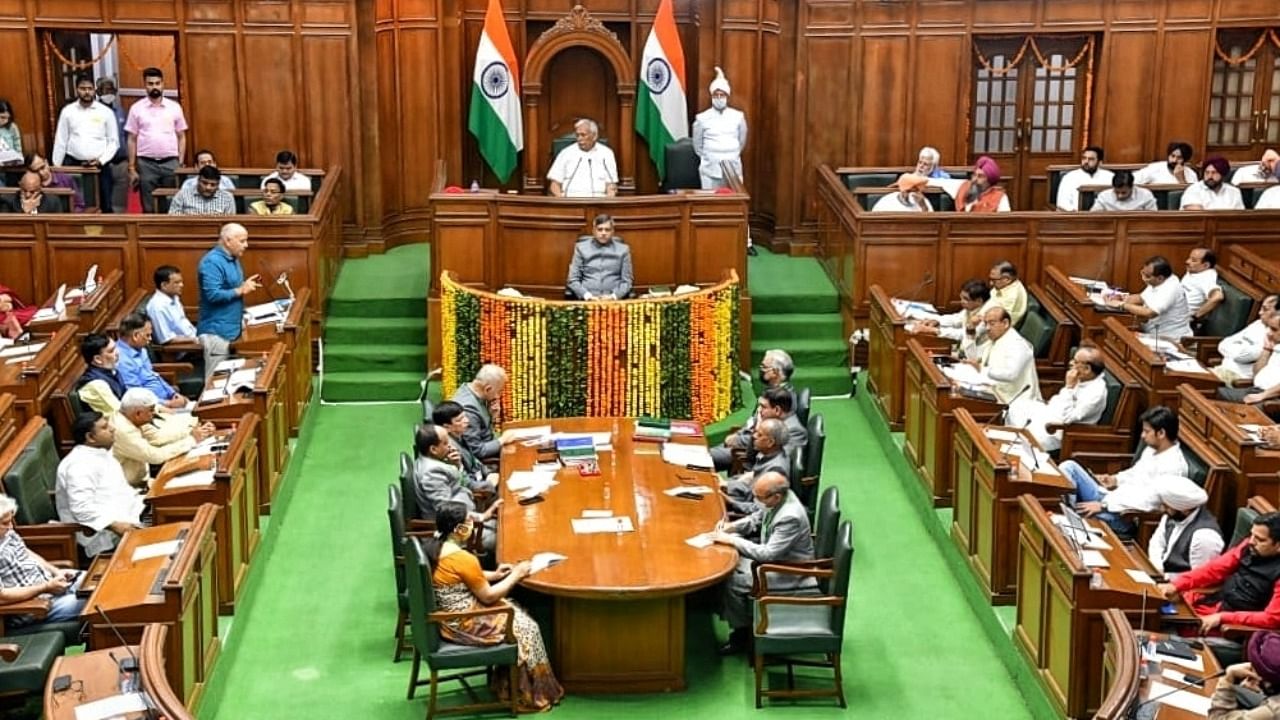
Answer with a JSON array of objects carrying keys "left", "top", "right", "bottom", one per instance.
[
  {"left": 430, "top": 640, "right": 518, "bottom": 670},
  {"left": 0, "top": 631, "right": 63, "bottom": 695},
  {"left": 753, "top": 604, "right": 841, "bottom": 655}
]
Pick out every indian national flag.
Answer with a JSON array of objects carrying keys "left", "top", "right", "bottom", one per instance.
[
  {"left": 635, "top": 0, "right": 688, "bottom": 180},
  {"left": 468, "top": 0, "right": 523, "bottom": 183}
]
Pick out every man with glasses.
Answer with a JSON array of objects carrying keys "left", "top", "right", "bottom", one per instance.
[
  {"left": 1005, "top": 347, "right": 1107, "bottom": 452},
  {"left": 0, "top": 494, "right": 86, "bottom": 631},
  {"left": 710, "top": 348, "right": 796, "bottom": 471},
  {"left": 711, "top": 471, "right": 816, "bottom": 655},
  {"left": 988, "top": 260, "right": 1027, "bottom": 327}
]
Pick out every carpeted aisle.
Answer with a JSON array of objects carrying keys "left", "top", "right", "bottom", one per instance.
[{"left": 749, "top": 248, "right": 850, "bottom": 396}]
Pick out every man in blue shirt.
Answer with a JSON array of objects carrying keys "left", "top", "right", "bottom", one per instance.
[
  {"left": 115, "top": 312, "right": 185, "bottom": 408},
  {"left": 196, "top": 223, "right": 259, "bottom": 376},
  {"left": 145, "top": 265, "right": 198, "bottom": 345}
]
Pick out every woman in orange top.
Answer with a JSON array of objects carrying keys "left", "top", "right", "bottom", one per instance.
[{"left": 423, "top": 502, "right": 564, "bottom": 712}]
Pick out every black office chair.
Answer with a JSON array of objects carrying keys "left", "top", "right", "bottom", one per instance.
[{"left": 663, "top": 138, "right": 701, "bottom": 191}]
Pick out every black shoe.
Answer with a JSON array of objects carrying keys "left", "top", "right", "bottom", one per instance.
[
  {"left": 717, "top": 628, "right": 750, "bottom": 656},
  {"left": 747, "top": 246, "right": 758, "bottom": 256}
]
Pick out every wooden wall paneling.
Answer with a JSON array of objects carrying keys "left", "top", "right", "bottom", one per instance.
[
  {"left": 1110, "top": 216, "right": 1206, "bottom": 287},
  {"left": 184, "top": 1, "right": 235, "bottom": 24},
  {"left": 304, "top": 33, "right": 360, "bottom": 228},
  {"left": 43, "top": 222, "right": 134, "bottom": 292},
  {"left": 394, "top": 28, "right": 440, "bottom": 211},
  {"left": 916, "top": 1, "right": 970, "bottom": 28},
  {"left": 243, "top": 0, "right": 292, "bottom": 25},
  {"left": 860, "top": 235, "right": 940, "bottom": 306},
  {"left": 857, "top": 34, "right": 911, "bottom": 165},
  {"left": 1092, "top": 29, "right": 1158, "bottom": 161},
  {"left": 0, "top": 226, "right": 42, "bottom": 302},
  {"left": 1163, "top": 0, "right": 1212, "bottom": 22},
  {"left": 33, "top": 0, "right": 105, "bottom": 22},
  {"left": 1216, "top": 0, "right": 1280, "bottom": 23},
  {"left": 374, "top": 26, "right": 402, "bottom": 219},
  {"left": 945, "top": 222, "right": 1029, "bottom": 302},
  {"left": 754, "top": 4, "right": 781, "bottom": 225},
  {"left": 1041, "top": 0, "right": 1108, "bottom": 26},
  {"left": 972, "top": 0, "right": 1038, "bottom": 29},
  {"left": 765, "top": 0, "right": 799, "bottom": 245},
  {"left": 797, "top": 1, "right": 854, "bottom": 233},
  {"left": 241, "top": 33, "right": 300, "bottom": 165},
  {"left": 911, "top": 33, "right": 969, "bottom": 167},
  {"left": 1152, "top": 29, "right": 1212, "bottom": 157},
  {"left": 183, "top": 32, "right": 244, "bottom": 165},
  {"left": 0, "top": 27, "right": 42, "bottom": 160},
  {"left": 354, "top": 0, "right": 384, "bottom": 244},
  {"left": 1033, "top": 217, "right": 1118, "bottom": 281},
  {"left": 1108, "top": 0, "right": 1159, "bottom": 23},
  {"left": 604, "top": 210, "right": 681, "bottom": 287}
]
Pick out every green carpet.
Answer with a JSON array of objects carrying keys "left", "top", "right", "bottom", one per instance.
[
  {"left": 322, "top": 244, "right": 429, "bottom": 402},
  {"left": 199, "top": 397, "right": 1035, "bottom": 719},
  {"left": 749, "top": 248, "right": 849, "bottom": 396}
]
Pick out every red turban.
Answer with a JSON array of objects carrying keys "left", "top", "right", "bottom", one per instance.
[{"left": 1203, "top": 155, "right": 1231, "bottom": 179}]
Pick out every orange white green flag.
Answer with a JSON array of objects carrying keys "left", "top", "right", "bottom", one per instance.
[
  {"left": 635, "top": 0, "right": 688, "bottom": 181},
  {"left": 468, "top": 0, "right": 523, "bottom": 182}
]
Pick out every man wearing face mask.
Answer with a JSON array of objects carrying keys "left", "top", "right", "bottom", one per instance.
[
  {"left": 1146, "top": 475, "right": 1223, "bottom": 580},
  {"left": 710, "top": 349, "right": 795, "bottom": 471},
  {"left": 125, "top": 66, "right": 188, "bottom": 213},
  {"left": 692, "top": 67, "right": 751, "bottom": 253},
  {"left": 96, "top": 77, "right": 129, "bottom": 213},
  {"left": 51, "top": 74, "right": 118, "bottom": 213}
]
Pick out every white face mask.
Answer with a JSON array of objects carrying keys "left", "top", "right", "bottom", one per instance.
[
  {"left": 712, "top": 97, "right": 728, "bottom": 111},
  {"left": 99, "top": 94, "right": 117, "bottom": 105}
]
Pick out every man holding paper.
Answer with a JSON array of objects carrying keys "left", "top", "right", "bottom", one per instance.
[
  {"left": 412, "top": 424, "right": 500, "bottom": 552},
  {"left": 111, "top": 388, "right": 213, "bottom": 488},
  {"left": 197, "top": 223, "right": 260, "bottom": 377}
]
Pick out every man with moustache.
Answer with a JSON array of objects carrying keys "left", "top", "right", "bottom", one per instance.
[
  {"left": 1056, "top": 145, "right": 1112, "bottom": 211},
  {"left": 1181, "top": 155, "right": 1245, "bottom": 210},
  {"left": 51, "top": 74, "right": 118, "bottom": 212},
  {"left": 125, "top": 66, "right": 188, "bottom": 213},
  {"left": 955, "top": 155, "right": 1010, "bottom": 212},
  {"left": 1136, "top": 141, "right": 1198, "bottom": 185}
]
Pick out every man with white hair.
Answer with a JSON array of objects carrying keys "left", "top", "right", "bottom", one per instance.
[
  {"left": 0, "top": 494, "right": 86, "bottom": 630},
  {"left": 111, "top": 388, "right": 214, "bottom": 488},
  {"left": 914, "top": 146, "right": 951, "bottom": 179},
  {"left": 450, "top": 364, "right": 520, "bottom": 461},
  {"left": 197, "top": 223, "right": 259, "bottom": 375},
  {"left": 711, "top": 348, "right": 796, "bottom": 471},
  {"left": 547, "top": 118, "right": 618, "bottom": 198},
  {"left": 1146, "top": 475, "right": 1223, "bottom": 579},
  {"left": 55, "top": 411, "right": 146, "bottom": 557},
  {"left": 1232, "top": 148, "right": 1279, "bottom": 185},
  {"left": 722, "top": 417, "right": 791, "bottom": 516}
]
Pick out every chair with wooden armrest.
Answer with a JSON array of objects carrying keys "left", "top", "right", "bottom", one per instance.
[
  {"left": 0, "top": 592, "right": 82, "bottom": 648},
  {"left": 752, "top": 487, "right": 842, "bottom": 597},
  {"left": 0, "top": 424, "right": 82, "bottom": 564},
  {"left": 0, "top": 630, "right": 64, "bottom": 704},
  {"left": 403, "top": 539, "right": 518, "bottom": 719},
  {"left": 1185, "top": 279, "right": 1257, "bottom": 362},
  {"left": 751, "top": 520, "right": 852, "bottom": 708}
]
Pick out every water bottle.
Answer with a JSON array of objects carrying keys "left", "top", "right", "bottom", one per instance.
[{"left": 469, "top": 180, "right": 480, "bottom": 193}]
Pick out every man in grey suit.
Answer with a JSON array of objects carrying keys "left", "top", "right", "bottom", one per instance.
[
  {"left": 722, "top": 418, "right": 791, "bottom": 515},
  {"left": 431, "top": 400, "right": 497, "bottom": 492},
  {"left": 711, "top": 349, "right": 797, "bottom": 471},
  {"left": 412, "top": 423, "right": 500, "bottom": 552},
  {"left": 566, "top": 213, "right": 633, "bottom": 300},
  {"left": 713, "top": 471, "right": 817, "bottom": 654},
  {"left": 450, "top": 364, "right": 518, "bottom": 462}
]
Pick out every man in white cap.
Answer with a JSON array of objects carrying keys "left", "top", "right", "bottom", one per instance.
[
  {"left": 692, "top": 66, "right": 751, "bottom": 252},
  {"left": 1147, "top": 475, "right": 1223, "bottom": 580}
]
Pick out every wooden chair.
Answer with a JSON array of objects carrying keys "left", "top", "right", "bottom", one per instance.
[
  {"left": 798, "top": 413, "right": 826, "bottom": 517},
  {"left": 0, "top": 421, "right": 84, "bottom": 565},
  {"left": 387, "top": 484, "right": 424, "bottom": 663},
  {"left": 402, "top": 539, "right": 518, "bottom": 719},
  {"left": 752, "top": 487, "right": 841, "bottom": 597},
  {"left": 752, "top": 520, "right": 853, "bottom": 708}
]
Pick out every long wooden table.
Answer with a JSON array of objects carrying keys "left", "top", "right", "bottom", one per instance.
[
  {"left": 497, "top": 418, "right": 737, "bottom": 693},
  {"left": 951, "top": 409, "right": 1073, "bottom": 605}
]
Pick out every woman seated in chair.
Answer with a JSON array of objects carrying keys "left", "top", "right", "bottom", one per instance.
[
  {"left": 0, "top": 287, "right": 34, "bottom": 339},
  {"left": 423, "top": 502, "right": 564, "bottom": 712}
]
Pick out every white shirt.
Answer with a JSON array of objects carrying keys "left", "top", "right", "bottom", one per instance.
[
  {"left": 1104, "top": 444, "right": 1190, "bottom": 513},
  {"left": 1254, "top": 350, "right": 1280, "bottom": 391},
  {"left": 928, "top": 297, "right": 1000, "bottom": 358},
  {"left": 1091, "top": 186, "right": 1158, "bottom": 212},
  {"left": 1007, "top": 374, "right": 1108, "bottom": 452},
  {"left": 980, "top": 329, "right": 1041, "bottom": 404},
  {"left": 1139, "top": 276, "right": 1193, "bottom": 339},
  {"left": 1134, "top": 160, "right": 1197, "bottom": 185},
  {"left": 691, "top": 106, "right": 747, "bottom": 180},
  {"left": 260, "top": 171, "right": 311, "bottom": 192},
  {"left": 1231, "top": 163, "right": 1278, "bottom": 185},
  {"left": 1181, "top": 268, "right": 1220, "bottom": 315},
  {"left": 1256, "top": 186, "right": 1280, "bottom": 209},
  {"left": 1218, "top": 319, "right": 1269, "bottom": 380},
  {"left": 1147, "top": 508, "right": 1224, "bottom": 578},
  {"left": 547, "top": 143, "right": 618, "bottom": 198},
  {"left": 51, "top": 100, "right": 120, "bottom": 167},
  {"left": 1180, "top": 181, "right": 1245, "bottom": 210},
  {"left": 871, "top": 193, "right": 931, "bottom": 213},
  {"left": 1056, "top": 168, "right": 1113, "bottom": 211},
  {"left": 54, "top": 445, "right": 146, "bottom": 557}
]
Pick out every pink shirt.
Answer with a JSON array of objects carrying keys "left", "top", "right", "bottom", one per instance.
[{"left": 124, "top": 98, "right": 187, "bottom": 159}]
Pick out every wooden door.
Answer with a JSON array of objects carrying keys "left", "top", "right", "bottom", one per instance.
[
  {"left": 1207, "top": 29, "right": 1280, "bottom": 165},
  {"left": 971, "top": 37, "right": 1091, "bottom": 209}
]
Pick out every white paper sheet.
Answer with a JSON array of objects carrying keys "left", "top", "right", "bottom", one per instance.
[
  {"left": 661, "top": 443, "right": 714, "bottom": 469},
  {"left": 580, "top": 509, "right": 613, "bottom": 518},
  {"left": 941, "top": 362, "right": 994, "bottom": 386},
  {"left": 529, "top": 552, "right": 567, "bottom": 574},
  {"left": 131, "top": 539, "right": 182, "bottom": 562},
  {"left": 53, "top": 283, "right": 68, "bottom": 315},
  {"left": 165, "top": 469, "right": 216, "bottom": 489},
  {"left": 73, "top": 692, "right": 148, "bottom": 720},
  {"left": 199, "top": 388, "right": 226, "bottom": 404},
  {"left": 1080, "top": 549, "right": 1110, "bottom": 568},
  {"left": 1125, "top": 569, "right": 1156, "bottom": 585},
  {"left": 506, "top": 471, "right": 558, "bottom": 493},
  {"left": 507, "top": 425, "right": 553, "bottom": 441},
  {"left": 1166, "top": 358, "right": 1209, "bottom": 374},
  {"left": 214, "top": 358, "right": 246, "bottom": 373},
  {"left": 83, "top": 264, "right": 99, "bottom": 294},
  {"left": 571, "top": 516, "right": 635, "bottom": 534},
  {"left": 1146, "top": 680, "right": 1212, "bottom": 715},
  {"left": 891, "top": 298, "right": 939, "bottom": 316},
  {"left": 0, "top": 342, "right": 44, "bottom": 357},
  {"left": 665, "top": 485, "right": 714, "bottom": 497},
  {"left": 984, "top": 428, "right": 1021, "bottom": 443},
  {"left": 226, "top": 368, "right": 259, "bottom": 388},
  {"left": 685, "top": 533, "right": 715, "bottom": 548}
]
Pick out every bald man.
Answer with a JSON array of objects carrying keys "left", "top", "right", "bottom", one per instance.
[
  {"left": 450, "top": 364, "right": 520, "bottom": 461},
  {"left": 4, "top": 171, "right": 63, "bottom": 214},
  {"left": 1005, "top": 347, "right": 1107, "bottom": 452},
  {"left": 197, "top": 222, "right": 259, "bottom": 375}
]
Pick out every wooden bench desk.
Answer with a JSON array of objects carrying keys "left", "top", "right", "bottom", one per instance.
[
  {"left": 1099, "top": 317, "right": 1219, "bottom": 415},
  {"left": 0, "top": 325, "right": 79, "bottom": 426},
  {"left": 1097, "top": 608, "right": 1222, "bottom": 720},
  {"left": 234, "top": 288, "right": 312, "bottom": 436},
  {"left": 866, "top": 284, "right": 952, "bottom": 430},
  {"left": 1177, "top": 385, "right": 1280, "bottom": 520},
  {"left": 25, "top": 269, "right": 125, "bottom": 338},
  {"left": 43, "top": 624, "right": 194, "bottom": 720}
]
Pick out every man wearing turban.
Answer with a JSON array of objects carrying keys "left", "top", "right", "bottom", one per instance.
[
  {"left": 1233, "top": 148, "right": 1280, "bottom": 185},
  {"left": 692, "top": 66, "right": 750, "bottom": 250},
  {"left": 954, "top": 156, "right": 1010, "bottom": 213},
  {"left": 1136, "top": 140, "right": 1199, "bottom": 185},
  {"left": 1146, "top": 475, "right": 1223, "bottom": 579},
  {"left": 1211, "top": 631, "right": 1280, "bottom": 717},
  {"left": 1182, "top": 155, "right": 1245, "bottom": 210},
  {"left": 871, "top": 173, "right": 932, "bottom": 212}
]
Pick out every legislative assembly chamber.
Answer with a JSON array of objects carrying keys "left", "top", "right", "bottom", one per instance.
[{"left": 4, "top": 1, "right": 1280, "bottom": 718}]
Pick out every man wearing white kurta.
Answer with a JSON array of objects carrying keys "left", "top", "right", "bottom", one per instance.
[
  {"left": 1107, "top": 255, "right": 1193, "bottom": 339},
  {"left": 908, "top": 278, "right": 995, "bottom": 359},
  {"left": 1212, "top": 294, "right": 1278, "bottom": 383},
  {"left": 1182, "top": 247, "right": 1225, "bottom": 323},
  {"left": 963, "top": 306, "right": 1040, "bottom": 404},
  {"left": 1180, "top": 156, "right": 1245, "bottom": 211},
  {"left": 1056, "top": 146, "right": 1113, "bottom": 211},
  {"left": 1231, "top": 148, "right": 1279, "bottom": 185},
  {"left": 1006, "top": 347, "right": 1108, "bottom": 452},
  {"left": 547, "top": 118, "right": 618, "bottom": 198},
  {"left": 1135, "top": 141, "right": 1198, "bottom": 185},
  {"left": 692, "top": 67, "right": 747, "bottom": 191},
  {"left": 54, "top": 412, "right": 145, "bottom": 557}
]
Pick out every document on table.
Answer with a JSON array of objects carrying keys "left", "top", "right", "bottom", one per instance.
[
  {"left": 83, "top": 264, "right": 99, "bottom": 294},
  {"left": 941, "top": 362, "right": 993, "bottom": 386},
  {"left": 661, "top": 443, "right": 714, "bottom": 469},
  {"left": 665, "top": 485, "right": 714, "bottom": 497},
  {"left": 580, "top": 509, "right": 613, "bottom": 518},
  {"left": 686, "top": 533, "right": 715, "bottom": 549},
  {"left": 73, "top": 692, "right": 149, "bottom": 720},
  {"left": 199, "top": 387, "right": 227, "bottom": 404},
  {"left": 0, "top": 342, "right": 44, "bottom": 357},
  {"left": 984, "top": 428, "right": 1021, "bottom": 443},
  {"left": 890, "top": 298, "right": 939, "bottom": 318},
  {"left": 571, "top": 516, "right": 635, "bottom": 534},
  {"left": 1079, "top": 549, "right": 1110, "bottom": 568},
  {"left": 1148, "top": 650, "right": 1205, "bottom": 672},
  {"left": 506, "top": 471, "right": 558, "bottom": 493},
  {"left": 507, "top": 425, "right": 553, "bottom": 441},
  {"left": 555, "top": 432, "right": 613, "bottom": 449},
  {"left": 226, "top": 368, "right": 259, "bottom": 388},
  {"left": 1166, "top": 358, "right": 1209, "bottom": 374},
  {"left": 529, "top": 552, "right": 567, "bottom": 574},
  {"left": 166, "top": 469, "right": 217, "bottom": 489},
  {"left": 132, "top": 539, "right": 183, "bottom": 562},
  {"left": 214, "top": 358, "right": 247, "bottom": 373},
  {"left": 1145, "top": 681, "right": 1212, "bottom": 715},
  {"left": 1124, "top": 569, "right": 1156, "bottom": 585}
]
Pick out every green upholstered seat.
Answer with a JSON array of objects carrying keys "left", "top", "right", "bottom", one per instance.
[
  {"left": 813, "top": 487, "right": 841, "bottom": 592},
  {"left": 421, "top": 398, "right": 435, "bottom": 425},
  {"left": 1157, "top": 188, "right": 1184, "bottom": 210},
  {"left": 1232, "top": 505, "right": 1261, "bottom": 546},
  {"left": 753, "top": 604, "right": 839, "bottom": 654},
  {"left": 1098, "top": 370, "right": 1123, "bottom": 425},
  {"left": 1019, "top": 309, "right": 1057, "bottom": 358},
  {"left": 398, "top": 452, "right": 422, "bottom": 522},
  {"left": 387, "top": 484, "right": 412, "bottom": 662},
  {"left": 1200, "top": 280, "right": 1254, "bottom": 339},
  {"left": 0, "top": 631, "right": 63, "bottom": 696},
  {"left": 801, "top": 414, "right": 826, "bottom": 516},
  {"left": 4, "top": 427, "right": 59, "bottom": 526},
  {"left": 841, "top": 173, "right": 899, "bottom": 193},
  {"left": 430, "top": 640, "right": 521, "bottom": 670}
]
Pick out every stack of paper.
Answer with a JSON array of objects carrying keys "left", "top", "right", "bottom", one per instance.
[
  {"left": 661, "top": 443, "right": 714, "bottom": 470},
  {"left": 131, "top": 539, "right": 183, "bottom": 562},
  {"left": 508, "top": 425, "right": 553, "bottom": 443},
  {"left": 571, "top": 516, "right": 635, "bottom": 534},
  {"left": 0, "top": 342, "right": 45, "bottom": 358},
  {"left": 1166, "top": 358, "right": 1208, "bottom": 374},
  {"left": 506, "top": 470, "right": 559, "bottom": 499},
  {"left": 72, "top": 692, "right": 149, "bottom": 720},
  {"left": 199, "top": 388, "right": 227, "bottom": 404}
]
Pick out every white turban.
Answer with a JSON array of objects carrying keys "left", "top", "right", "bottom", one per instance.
[
  {"left": 1154, "top": 476, "right": 1207, "bottom": 512},
  {"left": 709, "top": 66, "right": 731, "bottom": 96}
]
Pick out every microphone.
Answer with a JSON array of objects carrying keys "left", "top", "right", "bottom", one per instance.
[
  {"left": 96, "top": 604, "right": 141, "bottom": 678},
  {"left": 904, "top": 272, "right": 935, "bottom": 302},
  {"left": 257, "top": 262, "right": 283, "bottom": 303},
  {"left": 587, "top": 158, "right": 595, "bottom": 197},
  {"left": 980, "top": 384, "right": 1033, "bottom": 435},
  {"left": 1130, "top": 667, "right": 1227, "bottom": 714},
  {"left": 565, "top": 157, "right": 584, "bottom": 195}
]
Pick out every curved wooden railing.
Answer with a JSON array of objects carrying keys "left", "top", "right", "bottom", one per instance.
[
  {"left": 1095, "top": 609, "right": 1140, "bottom": 720},
  {"left": 141, "top": 624, "right": 195, "bottom": 720},
  {"left": 439, "top": 270, "right": 742, "bottom": 424}
]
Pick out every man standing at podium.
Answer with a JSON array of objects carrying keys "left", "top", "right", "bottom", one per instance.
[{"left": 547, "top": 118, "right": 618, "bottom": 198}]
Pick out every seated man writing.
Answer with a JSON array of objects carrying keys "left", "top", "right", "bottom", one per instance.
[
  {"left": 711, "top": 349, "right": 795, "bottom": 471},
  {"left": 908, "top": 278, "right": 996, "bottom": 359},
  {"left": 959, "top": 306, "right": 1041, "bottom": 404},
  {"left": 110, "top": 388, "right": 214, "bottom": 488},
  {"left": 1146, "top": 476, "right": 1223, "bottom": 580},
  {"left": 566, "top": 213, "right": 632, "bottom": 301},
  {"left": 1058, "top": 405, "right": 1188, "bottom": 537},
  {"left": 722, "top": 418, "right": 792, "bottom": 516},
  {"left": 54, "top": 412, "right": 146, "bottom": 558},
  {"left": 712, "top": 471, "right": 816, "bottom": 655},
  {"left": 0, "top": 493, "right": 85, "bottom": 632},
  {"left": 1157, "top": 511, "right": 1280, "bottom": 636},
  {"left": 1105, "top": 255, "right": 1193, "bottom": 340},
  {"left": 411, "top": 423, "right": 501, "bottom": 552},
  {"left": 1005, "top": 347, "right": 1107, "bottom": 452}
]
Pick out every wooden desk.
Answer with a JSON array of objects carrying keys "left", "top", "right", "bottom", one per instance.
[
  {"left": 427, "top": 190, "right": 752, "bottom": 369},
  {"left": 1014, "top": 495, "right": 1196, "bottom": 719},
  {"left": 866, "top": 285, "right": 952, "bottom": 430},
  {"left": 43, "top": 624, "right": 195, "bottom": 720},
  {"left": 82, "top": 505, "right": 219, "bottom": 708},
  {"left": 902, "top": 339, "right": 1001, "bottom": 506},
  {"left": 147, "top": 415, "right": 261, "bottom": 614},
  {"left": 1177, "top": 385, "right": 1280, "bottom": 521},
  {"left": 194, "top": 343, "right": 288, "bottom": 513},
  {"left": 1098, "top": 608, "right": 1222, "bottom": 720},
  {"left": 0, "top": 325, "right": 79, "bottom": 426},
  {"left": 234, "top": 288, "right": 312, "bottom": 436},
  {"left": 1038, "top": 265, "right": 1137, "bottom": 345},
  {"left": 0, "top": 393, "right": 19, "bottom": 452},
  {"left": 950, "top": 409, "right": 1074, "bottom": 604},
  {"left": 497, "top": 418, "right": 737, "bottom": 693},
  {"left": 25, "top": 268, "right": 125, "bottom": 338},
  {"left": 1099, "top": 317, "right": 1219, "bottom": 415}
]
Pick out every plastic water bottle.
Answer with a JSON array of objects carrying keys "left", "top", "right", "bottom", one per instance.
[{"left": 470, "top": 180, "right": 480, "bottom": 193}]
